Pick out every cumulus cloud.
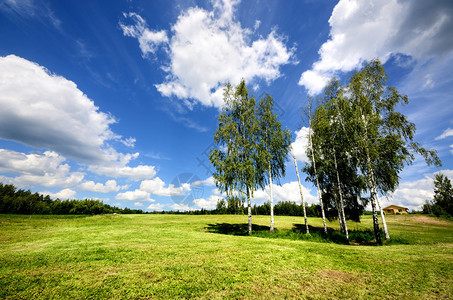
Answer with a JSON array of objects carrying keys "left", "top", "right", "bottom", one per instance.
[
  {"left": 291, "top": 127, "right": 310, "bottom": 163},
  {"left": 0, "top": 149, "right": 84, "bottom": 188},
  {"left": 0, "top": 55, "right": 125, "bottom": 164},
  {"left": 40, "top": 188, "right": 77, "bottom": 200},
  {"left": 89, "top": 164, "right": 156, "bottom": 181},
  {"left": 147, "top": 203, "right": 166, "bottom": 211},
  {"left": 140, "top": 177, "right": 191, "bottom": 196},
  {"left": 191, "top": 180, "right": 318, "bottom": 210},
  {"left": 169, "top": 203, "right": 191, "bottom": 211},
  {"left": 0, "top": 55, "right": 157, "bottom": 181},
  {"left": 385, "top": 169, "right": 453, "bottom": 210},
  {"left": 115, "top": 189, "right": 154, "bottom": 202},
  {"left": 121, "top": 0, "right": 295, "bottom": 107},
  {"left": 78, "top": 179, "right": 128, "bottom": 193},
  {"left": 299, "top": 0, "right": 453, "bottom": 94},
  {"left": 253, "top": 181, "right": 317, "bottom": 205},
  {"left": 193, "top": 195, "right": 222, "bottom": 210}
]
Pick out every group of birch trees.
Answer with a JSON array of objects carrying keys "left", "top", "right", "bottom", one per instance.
[
  {"left": 209, "top": 80, "right": 291, "bottom": 235},
  {"left": 304, "top": 60, "right": 441, "bottom": 244},
  {"left": 210, "top": 60, "right": 440, "bottom": 244}
]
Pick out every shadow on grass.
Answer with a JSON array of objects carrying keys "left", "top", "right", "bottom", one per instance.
[
  {"left": 205, "top": 223, "right": 408, "bottom": 246},
  {"left": 206, "top": 223, "right": 271, "bottom": 236}
]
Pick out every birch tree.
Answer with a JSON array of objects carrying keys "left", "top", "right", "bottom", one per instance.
[
  {"left": 210, "top": 80, "right": 260, "bottom": 235},
  {"left": 348, "top": 59, "right": 441, "bottom": 244},
  {"left": 306, "top": 98, "right": 328, "bottom": 234},
  {"left": 293, "top": 153, "right": 309, "bottom": 234},
  {"left": 256, "top": 94, "right": 291, "bottom": 234}
]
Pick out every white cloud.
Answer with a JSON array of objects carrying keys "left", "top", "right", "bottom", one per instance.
[
  {"left": 121, "top": 137, "right": 136, "bottom": 148},
  {"left": 140, "top": 177, "right": 191, "bottom": 196},
  {"left": 386, "top": 169, "right": 453, "bottom": 210},
  {"left": 0, "top": 149, "right": 84, "bottom": 188},
  {"left": 169, "top": 203, "right": 191, "bottom": 211},
  {"left": 254, "top": 181, "right": 318, "bottom": 205},
  {"left": 193, "top": 195, "right": 222, "bottom": 210},
  {"left": 40, "top": 188, "right": 76, "bottom": 200},
  {"left": 194, "top": 180, "right": 317, "bottom": 209},
  {"left": 0, "top": 55, "right": 157, "bottom": 181},
  {"left": 0, "top": 55, "right": 136, "bottom": 164},
  {"left": 299, "top": 0, "right": 453, "bottom": 94},
  {"left": 436, "top": 128, "right": 453, "bottom": 140},
  {"left": 291, "top": 127, "right": 310, "bottom": 163},
  {"left": 0, "top": 149, "right": 65, "bottom": 175},
  {"left": 78, "top": 180, "right": 128, "bottom": 193},
  {"left": 115, "top": 189, "right": 154, "bottom": 202},
  {"left": 89, "top": 164, "right": 156, "bottom": 181},
  {"left": 192, "top": 176, "right": 216, "bottom": 187},
  {"left": 122, "top": 0, "right": 295, "bottom": 107},
  {"left": 120, "top": 12, "right": 168, "bottom": 56},
  {"left": 134, "top": 202, "right": 144, "bottom": 207},
  {"left": 147, "top": 203, "right": 165, "bottom": 211}
]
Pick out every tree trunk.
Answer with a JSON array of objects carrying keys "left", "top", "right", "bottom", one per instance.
[
  {"left": 293, "top": 154, "right": 309, "bottom": 234},
  {"left": 269, "top": 162, "right": 274, "bottom": 234},
  {"left": 333, "top": 151, "right": 349, "bottom": 240},
  {"left": 361, "top": 113, "right": 382, "bottom": 245},
  {"left": 309, "top": 125, "right": 327, "bottom": 234},
  {"left": 247, "top": 186, "right": 252, "bottom": 235},
  {"left": 366, "top": 153, "right": 382, "bottom": 245},
  {"left": 372, "top": 182, "right": 389, "bottom": 239},
  {"left": 333, "top": 191, "right": 344, "bottom": 233}
]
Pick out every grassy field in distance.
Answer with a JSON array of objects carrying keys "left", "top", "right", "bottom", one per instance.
[{"left": 1, "top": 214, "right": 452, "bottom": 299}]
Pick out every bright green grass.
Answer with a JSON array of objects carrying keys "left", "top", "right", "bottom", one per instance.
[{"left": 1, "top": 214, "right": 452, "bottom": 299}]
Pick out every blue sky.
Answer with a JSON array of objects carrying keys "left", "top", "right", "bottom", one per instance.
[{"left": 0, "top": 0, "right": 452, "bottom": 211}]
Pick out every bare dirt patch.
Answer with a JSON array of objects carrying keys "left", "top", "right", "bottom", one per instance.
[
  {"left": 317, "top": 270, "right": 357, "bottom": 282},
  {"left": 404, "top": 215, "right": 451, "bottom": 226}
]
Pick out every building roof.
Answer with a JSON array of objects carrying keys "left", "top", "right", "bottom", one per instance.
[{"left": 383, "top": 205, "right": 408, "bottom": 210}]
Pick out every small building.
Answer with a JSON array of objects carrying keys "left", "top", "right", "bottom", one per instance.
[{"left": 383, "top": 205, "right": 408, "bottom": 215}]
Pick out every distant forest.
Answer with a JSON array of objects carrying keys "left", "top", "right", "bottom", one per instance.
[
  {"left": 0, "top": 183, "right": 143, "bottom": 215},
  {"left": 0, "top": 182, "right": 324, "bottom": 217}
]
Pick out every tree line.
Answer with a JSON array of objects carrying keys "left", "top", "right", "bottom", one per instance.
[{"left": 0, "top": 183, "right": 144, "bottom": 215}]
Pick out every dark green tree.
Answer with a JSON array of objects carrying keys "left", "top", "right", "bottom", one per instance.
[{"left": 432, "top": 173, "right": 453, "bottom": 217}]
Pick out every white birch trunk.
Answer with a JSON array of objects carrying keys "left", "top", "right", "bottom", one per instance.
[
  {"left": 293, "top": 154, "right": 309, "bottom": 234},
  {"left": 269, "top": 162, "right": 274, "bottom": 234},
  {"left": 373, "top": 184, "right": 389, "bottom": 239},
  {"left": 361, "top": 113, "right": 382, "bottom": 245},
  {"left": 247, "top": 187, "right": 252, "bottom": 235},
  {"left": 308, "top": 125, "right": 328, "bottom": 234},
  {"left": 333, "top": 151, "right": 349, "bottom": 240}
]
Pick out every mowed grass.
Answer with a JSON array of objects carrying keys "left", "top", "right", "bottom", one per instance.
[{"left": 1, "top": 214, "right": 452, "bottom": 299}]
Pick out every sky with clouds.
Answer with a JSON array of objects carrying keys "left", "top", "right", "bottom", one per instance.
[{"left": 0, "top": 0, "right": 452, "bottom": 212}]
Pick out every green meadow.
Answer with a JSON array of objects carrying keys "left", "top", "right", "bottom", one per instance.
[{"left": 1, "top": 214, "right": 452, "bottom": 299}]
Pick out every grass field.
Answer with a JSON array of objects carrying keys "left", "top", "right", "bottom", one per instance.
[{"left": 1, "top": 214, "right": 452, "bottom": 299}]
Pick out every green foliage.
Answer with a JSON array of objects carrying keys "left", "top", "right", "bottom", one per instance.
[
  {"left": 255, "top": 94, "right": 292, "bottom": 186},
  {"left": 427, "top": 173, "right": 453, "bottom": 217},
  {"left": 303, "top": 60, "right": 442, "bottom": 243},
  {"left": 304, "top": 80, "right": 368, "bottom": 222},
  {"left": 210, "top": 80, "right": 260, "bottom": 197},
  {"left": 0, "top": 182, "right": 143, "bottom": 215}
]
